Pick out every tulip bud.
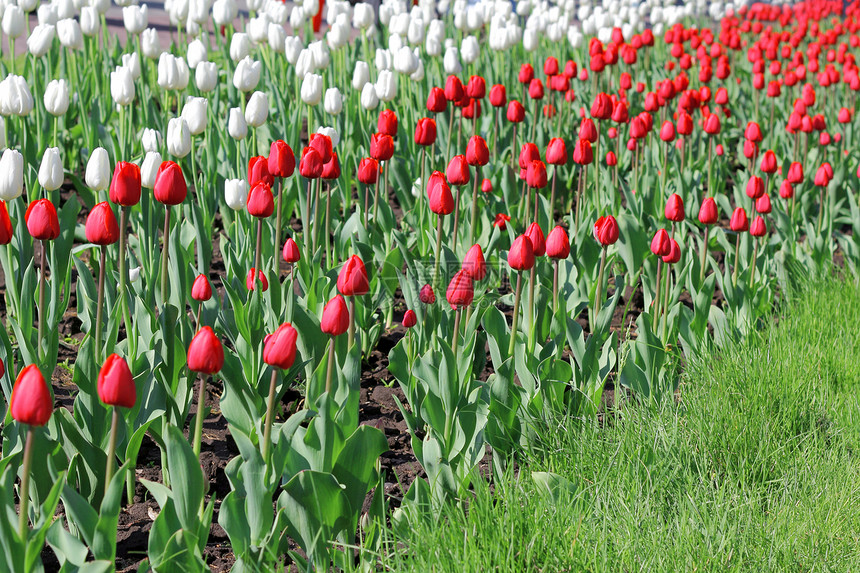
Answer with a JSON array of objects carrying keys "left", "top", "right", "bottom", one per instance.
[
  {"left": 246, "top": 268, "right": 269, "bottom": 291},
  {"left": 153, "top": 161, "right": 187, "bottom": 205},
  {"left": 309, "top": 133, "right": 333, "bottom": 164},
  {"left": 462, "top": 244, "right": 486, "bottom": 280},
  {"left": 192, "top": 274, "right": 212, "bottom": 301},
  {"left": 370, "top": 133, "right": 394, "bottom": 162},
  {"left": 698, "top": 197, "right": 718, "bottom": 225},
  {"left": 545, "top": 226, "right": 570, "bottom": 259},
  {"left": 195, "top": 61, "right": 218, "bottom": 93},
  {"left": 141, "top": 28, "right": 161, "bottom": 59},
  {"left": 664, "top": 193, "right": 685, "bottom": 222},
  {"left": 662, "top": 239, "right": 681, "bottom": 264},
  {"left": 268, "top": 141, "right": 295, "bottom": 179},
  {"left": 263, "top": 322, "right": 298, "bottom": 369},
  {"left": 426, "top": 86, "right": 447, "bottom": 113},
  {"left": 25, "top": 198, "right": 60, "bottom": 241},
  {"left": 224, "top": 179, "right": 248, "bottom": 210},
  {"left": 419, "top": 283, "right": 435, "bottom": 304},
  {"left": 233, "top": 56, "right": 261, "bottom": 92},
  {"left": 283, "top": 237, "right": 301, "bottom": 263},
  {"left": 324, "top": 87, "right": 343, "bottom": 115},
  {"left": 414, "top": 118, "right": 437, "bottom": 147},
  {"left": 755, "top": 193, "right": 772, "bottom": 215},
  {"left": 446, "top": 269, "right": 474, "bottom": 308},
  {"left": 466, "top": 135, "right": 489, "bottom": 167},
  {"left": 110, "top": 161, "right": 142, "bottom": 206},
  {"left": 729, "top": 207, "right": 749, "bottom": 232},
  {"left": 141, "top": 152, "right": 161, "bottom": 190},
  {"left": 157, "top": 53, "right": 189, "bottom": 91},
  {"left": 360, "top": 82, "right": 379, "bottom": 110},
  {"left": 244, "top": 91, "right": 269, "bottom": 128},
  {"left": 10, "top": 364, "right": 53, "bottom": 426},
  {"left": 321, "top": 295, "right": 349, "bottom": 336},
  {"left": 402, "top": 309, "right": 417, "bottom": 328},
  {"left": 525, "top": 223, "right": 546, "bottom": 256},
  {"left": 760, "top": 150, "right": 777, "bottom": 174},
  {"left": 779, "top": 181, "right": 793, "bottom": 199},
  {"left": 57, "top": 18, "right": 83, "bottom": 50},
  {"left": 38, "top": 147, "right": 63, "bottom": 191},
  {"left": 446, "top": 155, "right": 470, "bottom": 186},
  {"left": 750, "top": 215, "right": 767, "bottom": 237},
  {"left": 98, "top": 354, "right": 136, "bottom": 408},
  {"left": 745, "top": 175, "right": 765, "bottom": 199},
  {"left": 650, "top": 229, "right": 671, "bottom": 257},
  {"left": 0, "top": 149, "right": 22, "bottom": 201},
  {"left": 301, "top": 73, "right": 323, "bottom": 105},
  {"left": 85, "top": 202, "right": 119, "bottom": 245},
  {"left": 187, "top": 326, "right": 224, "bottom": 374},
  {"left": 526, "top": 160, "right": 547, "bottom": 189},
  {"left": 337, "top": 255, "right": 369, "bottom": 296},
  {"left": 659, "top": 120, "right": 676, "bottom": 142},
  {"left": 299, "top": 147, "right": 324, "bottom": 179},
  {"left": 167, "top": 117, "right": 191, "bottom": 158},
  {"left": 508, "top": 235, "right": 535, "bottom": 271},
  {"left": 546, "top": 138, "right": 567, "bottom": 166},
  {"left": 85, "top": 148, "right": 110, "bottom": 192},
  {"left": 593, "top": 215, "right": 619, "bottom": 246},
  {"left": 179, "top": 97, "right": 207, "bottom": 136},
  {"left": 228, "top": 107, "right": 248, "bottom": 140},
  {"left": 357, "top": 157, "right": 379, "bottom": 185},
  {"left": 2, "top": 5, "right": 25, "bottom": 39},
  {"left": 352, "top": 61, "right": 370, "bottom": 91},
  {"left": 247, "top": 182, "right": 274, "bottom": 218},
  {"left": 43, "top": 79, "right": 69, "bottom": 117}
]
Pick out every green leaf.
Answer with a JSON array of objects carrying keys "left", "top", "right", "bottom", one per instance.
[{"left": 164, "top": 426, "right": 204, "bottom": 531}]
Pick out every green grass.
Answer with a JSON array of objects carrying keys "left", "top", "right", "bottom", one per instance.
[{"left": 376, "top": 276, "right": 860, "bottom": 572}]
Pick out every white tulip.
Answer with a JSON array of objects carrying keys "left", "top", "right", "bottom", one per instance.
[
  {"left": 44, "top": 79, "right": 70, "bottom": 117},
  {"left": 410, "top": 56, "right": 424, "bottom": 81},
  {"left": 141, "top": 28, "right": 162, "bottom": 59},
  {"left": 294, "top": 49, "right": 316, "bottom": 78},
  {"left": 268, "top": 23, "right": 286, "bottom": 53},
  {"left": 129, "top": 266, "right": 141, "bottom": 282},
  {"left": 302, "top": 0, "right": 319, "bottom": 17},
  {"left": 157, "top": 53, "right": 190, "bottom": 91},
  {"left": 212, "top": 0, "right": 237, "bottom": 25},
  {"left": 244, "top": 91, "right": 268, "bottom": 128},
  {"left": 227, "top": 107, "right": 247, "bottom": 140},
  {"left": 167, "top": 117, "right": 191, "bottom": 158},
  {"left": 181, "top": 97, "right": 208, "bottom": 136},
  {"left": 38, "top": 147, "right": 63, "bottom": 191},
  {"left": 461, "top": 35, "right": 478, "bottom": 64},
  {"left": 289, "top": 5, "right": 304, "bottom": 30},
  {"left": 375, "top": 69, "right": 397, "bottom": 102},
  {"left": 523, "top": 28, "right": 537, "bottom": 51},
  {"left": 27, "top": 24, "right": 56, "bottom": 57},
  {"left": 2, "top": 5, "right": 25, "bottom": 38},
  {"left": 300, "top": 73, "right": 322, "bottom": 106},
  {"left": 142, "top": 128, "right": 161, "bottom": 153},
  {"left": 92, "top": 0, "right": 111, "bottom": 16},
  {"left": 248, "top": 13, "right": 269, "bottom": 43},
  {"left": 57, "top": 18, "right": 83, "bottom": 50},
  {"left": 425, "top": 32, "right": 442, "bottom": 57},
  {"left": 0, "top": 149, "right": 24, "bottom": 200},
  {"left": 309, "top": 40, "right": 330, "bottom": 70},
  {"left": 224, "top": 179, "right": 248, "bottom": 210},
  {"left": 229, "top": 32, "right": 251, "bottom": 62},
  {"left": 353, "top": 3, "right": 373, "bottom": 29},
  {"left": 284, "top": 35, "right": 303, "bottom": 64},
  {"left": 80, "top": 7, "right": 100, "bottom": 36},
  {"left": 375, "top": 48, "right": 391, "bottom": 71},
  {"left": 141, "top": 152, "right": 161, "bottom": 188},
  {"left": 188, "top": 0, "right": 212, "bottom": 25},
  {"left": 233, "top": 56, "right": 261, "bottom": 92},
  {"left": 110, "top": 66, "right": 135, "bottom": 106},
  {"left": 166, "top": 0, "right": 190, "bottom": 26},
  {"left": 122, "top": 4, "right": 148, "bottom": 34},
  {"left": 122, "top": 52, "right": 141, "bottom": 80},
  {"left": 326, "top": 20, "right": 348, "bottom": 50},
  {"left": 0, "top": 75, "right": 34, "bottom": 117},
  {"left": 407, "top": 17, "right": 425, "bottom": 44},
  {"left": 323, "top": 87, "right": 342, "bottom": 115},
  {"left": 393, "top": 45, "right": 418, "bottom": 74},
  {"left": 360, "top": 82, "right": 378, "bottom": 110},
  {"left": 187, "top": 38, "right": 208, "bottom": 69},
  {"left": 85, "top": 147, "right": 110, "bottom": 191},
  {"left": 37, "top": 4, "right": 57, "bottom": 26},
  {"left": 195, "top": 61, "right": 218, "bottom": 92},
  {"left": 443, "top": 46, "right": 461, "bottom": 74},
  {"left": 352, "top": 61, "right": 370, "bottom": 91},
  {"left": 19, "top": 0, "right": 38, "bottom": 13}
]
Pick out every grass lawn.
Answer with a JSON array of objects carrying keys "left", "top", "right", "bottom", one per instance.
[{"left": 377, "top": 276, "right": 860, "bottom": 572}]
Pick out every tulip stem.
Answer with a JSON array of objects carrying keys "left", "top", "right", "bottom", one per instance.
[
  {"left": 254, "top": 219, "right": 263, "bottom": 291},
  {"left": 653, "top": 259, "right": 663, "bottom": 331},
  {"left": 452, "top": 185, "right": 463, "bottom": 252},
  {"left": 372, "top": 165, "right": 381, "bottom": 224},
  {"left": 699, "top": 226, "right": 710, "bottom": 283},
  {"left": 593, "top": 246, "right": 607, "bottom": 329},
  {"left": 507, "top": 272, "right": 523, "bottom": 357},
  {"left": 104, "top": 407, "right": 119, "bottom": 498},
  {"left": 706, "top": 137, "right": 713, "bottom": 199},
  {"left": 446, "top": 107, "right": 454, "bottom": 160},
  {"left": 118, "top": 206, "right": 133, "bottom": 355},
  {"left": 363, "top": 183, "right": 369, "bottom": 227},
  {"left": 549, "top": 167, "right": 558, "bottom": 227},
  {"left": 552, "top": 260, "right": 559, "bottom": 312},
  {"left": 433, "top": 214, "right": 443, "bottom": 289},
  {"left": 274, "top": 179, "right": 283, "bottom": 278},
  {"left": 510, "top": 125, "right": 517, "bottom": 170},
  {"left": 18, "top": 427, "right": 34, "bottom": 539},
  {"left": 347, "top": 296, "right": 356, "bottom": 349},
  {"left": 661, "top": 266, "right": 671, "bottom": 343},
  {"left": 527, "top": 266, "right": 536, "bottom": 354},
  {"left": 749, "top": 238, "right": 759, "bottom": 289},
  {"left": 37, "top": 240, "right": 46, "bottom": 362},
  {"left": 324, "top": 336, "right": 336, "bottom": 395},
  {"left": 160, "top": 207, "right": 171, "bottom": 305},
  {"left": 469, "top": 167, "right": 480, "bottom": 247},
  {"left": 192, "top": 374, "right": 207, "bottom": 458},
  {"left": 262, "top": 369, "right": 278, "bottom": 461},
  {"left": 312, "top": 178, "right": 321, "bottom": 253},
  {"left": 529, "top": 99, "right": 538, "bottom": 144},
  {"left": 452, "top": 307, "right": 462, "bottom": 356},
  {"left": 817, "top": 187, "right": 826, "bottom": 236},
  {"left": 195, "top": 302, "right": 202, "bottom": 330},
  {"left": 324, "top": 184, "right": 332, "bottom": 268},
  {"left": 95, "top": 245, "right": 106, "bottom": 363},
  {"left": 732, "top": 233, "right": 741, "bottom": 288}
]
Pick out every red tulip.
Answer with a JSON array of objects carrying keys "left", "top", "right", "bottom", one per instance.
[
  {"left": 249, "top": 156, "right": 274, "bottom": 187},
  {"left": 755, "top": 193, "right": 772, "bottom": 214},
  {"left": 263, "top": 322, "right": 298, "bottom": 369},
  {"left": 309, "top": 133, "right": 333, "bottom": 164},
  {"left": 750, "top": 216, "right": 767, "bottom": 237},
  {"left": 489, "top": 84, "right": 506, "bottom": 107},
  {"left": 357, "top": 158, "right": 379, "bottom": 185},
  {"left": 377, "top": 109, "right": 398, "bottom": 136},
  {"left": 481, "top": 179, "right": 492, "bottom": 194},
  {"left": 590, "top": 93, "right": 612, "bottom": 119},
  {"left": 444, "top": 75, "right": 464, "bottom": 102},
  {"left": 414, "top": 118, "right": 437, "bottom": 146},
  {"left": 419, "top": 283, "right": 435, "bottom": 304},
  {"left": 506, "top": 100, "right": 525, "bottom": 123},
  {"left": 246, "top": 268, "right": 269, "bottom": 291},
  {"left": 446, "top": 269, "right": 474, "bottom": 308},
  {"left": 299, "top": 147, "right": 324, "bottom": 179},
  {"left": 730, "top": 207, "right": 749, "bottom": 232},
  {"left": 593, "top": 215, "right": 619, "bottom": 246},
  {"left": 462, "top": 244, "right": 486, "bottom": 280},
  {"left": 466, "top": 75, "right": 486, "bottom": 99},
  {"left": 545, "top": 226, "right": 570, "bottom": 259},
  {"left": 518, "top": 63, "right": 534, "bottom": 84},
  {"left": 109, "top": 161, "right": 142, "bottom": 206},
  {"left": 402, "top": 310, "right": 417, "bottom": 328},
  {"left": 704, "top": 114, "right": 721, "bottom": 135},
  {"left": 494, "top": 213, "right": 510, "bottom": 229},
  {"left": 814, "top": 164, "right": 831, "bottom": 186},
  {"left": 247, "top": 181, "right": 274, "bottom": 217},
  {"left": 779, "top": 181, "right": 794, "bottom": 199},
  {"left": 98, "top": 354, "right": 136, "bottom": 408},
  {"left": 268, "top": 140, "right": 296, "bottom": 178},
  {"left": 466, "top": 136, "right": 489, "bottom": 167},
  {"left": 546, "top": 138, "right": 567, "bottom": 165},
  {"left": 427, "top": 86, "right": 447, "bottom": 113},
  {"left": 508, "top": 235, "right": 535, "bottom": 271},
  {"left": 528, "top": 78, "right": 544, "bottom": 100},
  {"left": 321, "top": 295, "right": 349, "bottom": 336},
  {"left": 573, "top": 139, "right": 593, "bottom": 165},
  {"left": 651, "top": 229, "right": 671, "bottom": 257},
  {"left": 606, "top": 151, "right": 617, "bottom": 167},
  {"left": 154, "top": 161, "right": 188, "bottom": 205},
  {"left": 526, "top": 160, "right": 547, "bottom": 188},
  {"left": 85, "top": 202, "right": 120, "bottom": 245},
  {"left": 525, "top": 222, "right": 546, "bottom": 256},
  {"left": 25, "top": 199, "right": 60, "bottom": 241},
  {"left": 446, "top": 155, "right": 470, "bottom": 186},
  {"left": 321, "top": 153, "right": 340, "bottom": 180},
  {"left": 543, "top": 56, "right": 559, "bottom": 76},
  {"left": 428, "top": 172, "right": 454, "bottom": 215},
  {"left": 579, "top": 117, "right": 598, "bottom": 142},
  {"left": 187, "top": 326, "right": 224, "bottom": 374},
  {"left": 746, "top": 176, "right": 765, "bottom": 199},
  {"left": 698, "top": 197, "right": 719, "bottom": 224},
  {"left": 760, "top": 150, "right": 777, "bottom": 174},
  {"left": 665, "top": 193, "right": 685, "bottom": 222},
  {"left": 283, "top": 238, "right": 300, "bottom": 263},
  {"left": 662, "top": 239, "right": 681, "bottom": 264},
  {"left": 744, "top": 121, "right": 763, "bottom": 142},
  {"left": 370, "top": 133, "right": 394, "bottom": 162},
  {"left": 10, "top": 364, "right": 52, "bottom": 426},
  {"left": 659, "top": 120, "right": 676, "bottom": 142},
  {"left": 0, "top": 202, "right": 12, "bottom": 245},
  {"left": 191, "top": 274, "right": 212, "bottom": 301},
  {"left": 337, "top": 255, "right": 369, "bottom": 296},
  {"left": 676, "top": 112, "right": 693, "bottom": 135}
]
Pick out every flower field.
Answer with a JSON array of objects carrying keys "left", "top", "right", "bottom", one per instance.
[{"left": 1, "top": 0, "right": 859, "bottom": 569}]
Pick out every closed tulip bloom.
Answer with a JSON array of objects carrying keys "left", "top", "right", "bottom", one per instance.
[
  {"left": 462, "top": 244, "right": 486, "bottom": 280},
  {"left": 299, "top": 147, "right": 324, "bottom": 179},
  {"left": 481, "top": 179, "right": 492, "bottom": 193},
  {"left": 414, "top": 118, "right": 437, "bottom": 146},
  {"left": 518, "top": 143, "right": 540, "bottom": 169},
  {"left": 426, "top": 86, "right": 447, "bottom": 113},
  {"left": 590, "top": 92, "right": 612, "bottom": 119},
  {"left": 180, "top": 97, "right": 208, "bottom": 136},
  {"left": 526, "top": 160, "right": 547, "bottom": 189},
  {"left": 377, "top": 109, "right": 398, "bottom": 136},
  {"left": 573, "top": 139, "right": 593, "bottom": 165},
  {"left": 228, "top": 108, "right": 247, "bottom": 140},
  {"left": 606, "top": 151, "right": 617, "bottom": 167},
  {"left": 546, "top": 138, "right": 567, "bottom": 165},
  {"left": 321, "top": 154, "right": 340, "bottom": 180},
  {"left": 233, "top": 56, "right": 261, "bottom": 91},
  {"left": 187, "top": 326, "right": 224, "bottom": 374},
  {"left": 154, "top": 161, "right": 187, "bottom": 205},
  {"left": 506, "top": 100, "right": 525, "bottom": 123},
  {"left": 0, "top": 149, "right": 24, "bottom": 201},
  {"left": 698, "top": 198, "right": 719, "bottom": 224},
  {"left": 321, "top": 295, "right": 349, "bottom": 336},
  {"left": 10, "top": 364, "right": 53, "bottom": 426},
  {"left": 446, "top": 269, "right": 474, "bottom": 308},
  {"left": 508, "top": 235, "right": 535, "bottom": 270},
  {"left": 525, "top": 222, "right": 546, "bottom": 256},
  {"left": 247, "top": 182, "right": 274, "bottom": 217},
  {"left": 579, "top": 118, "right": 598, "bottom": 143},
  {"left": 750, "top": 216, "right": 767, "bottom": 237},
  {"left": 428, "top": 174, "right": 454, "bottom": 215},
  {"left": 337, "top": 255, "right": 369, "bottom": 296},
  {"left": 283, "top": 238, "right": 300, "bottom": 263},
  {"left": 357, "top": 158, "right": 378, "bottom": 184},
  {"left": 755, "top": 193, "right": 772, "bottom": 214},
  {"left": 224, "top": 179, "right": 248, "bottom": 210},
  {"left": 25, "top": 199, "right": 60, "bottom": 240},
  {"left": 97, "top": 354, "right": 136, "bottom": 408},
  {"left": 246, "top": 268, "right": 269, "bottom": 291},
  {"left": 166, "top": 117, "right": 191, "bottom": 158},
  {"left": 659, "top": 120, "right": 676, "bottom": 142},
  {"left": 744, "top": 122, "right": 763, "bottom": 143},
  {"left": 85, "top": 202, "right": 119, "bottom": 245},
  {"left": 309, "top": 133, "right": 333, "bottom": 164},
  {"left": 518, "top": 63, "right": 534, "bottom": 84},
  {"left": 545, "top": 226, "right": 570, "bottom": 259},
  {"left": 110, "top": 65, "right": 135, "bottom": 106},
  {"left": 195, "top": 62, "right": 218, "bottom": 93},
  {"left": 246, "top": 156, "right": 272, "bottom": 188},
  {"left": 109, "top": 161, "right": 141, "bottom": 206},
  {"left": 268, "top": 140, "right": 295, "bottom": 179},
  {"left": 662, "top": 239, "right": 681, "bottom": 264},
  {"left": 779, "top": 181, "right": 794, "bottom": 199},
  {"left": 704, "top": 114, "right": 721, "bottom": 135},
  {"left": 528, "top": 78, "right": 544, "bottom": 100},
  {"left": 0, "top": 202, "right": 11, "bottom": 245},
  {"left": 665, "top": 193, "right": 685, "bottom": 222},
  {"left": 593, "top": 215, "right": 619, "bottom": 246},
  {"left": 419, "top": 283, "right": 435, "bottom": 304},
  {"left": 245, "top": 91, "right": 269, "bottom": 128},
  {"left": 676, "top": 112, "right": 693, "bottom": 136},
  {"left": 38, "top": 147, "right": 63, "bottom": 191},
  {"left": 402, "top": 310, "right": 417, "bottom": 328},
  {"left": 444, "top": 75, "right": 464, "bottom": 102},
  {"left": 263, "top": 322, "right": 298, "bottom": 369},
  {"left": 466, "top": 75, "right": 486, "bottom": 99},
  {"left": 760, "top": 150, "right": 777, "bottom": 174},
  {"left": 43, "top": 79, "right": 69, "bottom": 116},
  {"left": 446, "top": 155, "right": 470, "bottom": 186},
  {"left": 745, "top": 176, "right": 765, "bottom": 199},
  {"left": 651, "top": 229, "right": 671, "bottom": 256},
  {"left": 489, "top": 84, "right": 506, "bottom": 107},
  {"left": 730, "top": 207, "right": 749, "bottom": 232},
  {"left": 814, "top": 164, "right": 831, "bottom": 187},
  {"left": 191, "top": 274, "right": 212, "bottom": 301},
  {"left": 85, "top": 148, "right": 110, "bottom": 192},
  {"left": 370, "top": 133, "right": 394, "bottom": 162},
  {"left": 466, "top": 136, "right": 489, "bottom": 167},
  {"left": 301, "top": 73, "right": 323, "bottom": 105}
]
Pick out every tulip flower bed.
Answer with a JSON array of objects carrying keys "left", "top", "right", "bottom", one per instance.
[{"left": 2, "top": 0, "right": 860, "bottom": 570}]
